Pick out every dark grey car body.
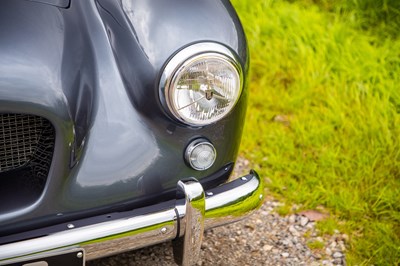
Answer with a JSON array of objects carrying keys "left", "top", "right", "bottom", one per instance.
[{"left": 0, "top": 0, "right": 261, "bottom": 264}]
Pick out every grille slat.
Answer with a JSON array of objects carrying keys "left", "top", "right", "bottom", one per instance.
[{"left": 0, "top": 114, "right": 55, "bottom": 177}]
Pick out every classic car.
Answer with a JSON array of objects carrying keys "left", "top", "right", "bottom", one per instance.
[{"left": 0, "top": 0, "right": 263, "bottom": 265}]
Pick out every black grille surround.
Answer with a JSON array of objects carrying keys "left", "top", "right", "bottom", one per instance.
[{"left": 0, "top": 113, "right": 55, "bottom": 213}]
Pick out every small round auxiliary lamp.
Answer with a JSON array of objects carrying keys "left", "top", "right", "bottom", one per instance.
[{"left": 185, "top": 139, "right": 217, "bottom": 171}]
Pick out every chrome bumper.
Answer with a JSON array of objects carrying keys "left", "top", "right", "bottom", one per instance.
[{"left": 0, "top": 171, "right": 263, "bottom": 265}]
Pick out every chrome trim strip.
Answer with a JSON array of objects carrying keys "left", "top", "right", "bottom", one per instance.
[{"left": 0, "top": 171, "right": 263, "bottom": 265}]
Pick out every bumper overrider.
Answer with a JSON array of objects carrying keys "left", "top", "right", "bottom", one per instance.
[{"left": 0, "top": 171, "right": 263, "bottom": 265}]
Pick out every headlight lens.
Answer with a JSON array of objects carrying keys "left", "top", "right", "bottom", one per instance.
[{"left": 160, "top": 43, "right": 243, "bottom": 126}]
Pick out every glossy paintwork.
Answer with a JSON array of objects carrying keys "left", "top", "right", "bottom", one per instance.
[
  {"left": 28, "top": 0, "right": 70, "bottom": 8},
  {"left": 0, "top": 0, "right": 249, "bottom": 233}
]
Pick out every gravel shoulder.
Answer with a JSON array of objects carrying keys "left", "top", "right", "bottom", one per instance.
[{"left": 89, "top": 158, "right": 347, "bottom": 266}]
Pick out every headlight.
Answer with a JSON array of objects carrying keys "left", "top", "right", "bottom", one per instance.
[{"left": 159, "top": 43, "right": 243, "bottom": 126}]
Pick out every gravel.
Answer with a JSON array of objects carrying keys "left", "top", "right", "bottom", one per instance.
[{"left": 88, "top": 158, "right": 347, "bottom": 266}]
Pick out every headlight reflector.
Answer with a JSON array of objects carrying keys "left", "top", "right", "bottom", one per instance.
[{"left": 160, "top": 43, "right": 243, "bottom": 126}]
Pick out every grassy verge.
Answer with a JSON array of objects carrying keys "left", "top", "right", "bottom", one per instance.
[{"left": 231, "top": 0, "right": 400, "bottom": 264}]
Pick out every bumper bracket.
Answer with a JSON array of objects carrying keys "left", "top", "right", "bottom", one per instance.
[{"left": 173, "top": 178, "right": 206, "bottom": 265}]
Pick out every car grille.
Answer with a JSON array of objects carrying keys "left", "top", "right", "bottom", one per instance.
[{"left": 0, "top": 113, "right": 55, "bottom": 178}]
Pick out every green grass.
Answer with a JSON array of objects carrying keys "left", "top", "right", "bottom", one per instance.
[
  {"left": 231, "top": 0, "right": 400, "bottom": 264},
  {"left": 308, "top": 239, "right": 325, "bottom": 250}
]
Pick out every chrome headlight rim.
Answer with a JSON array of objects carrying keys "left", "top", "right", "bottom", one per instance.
[{"left": 159, "top": 42, "right": 244, "bottom": 127}]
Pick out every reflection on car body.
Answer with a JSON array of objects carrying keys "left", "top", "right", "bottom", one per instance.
[{"left": 0, "top": 0, "right": 263, "bottom": 265}]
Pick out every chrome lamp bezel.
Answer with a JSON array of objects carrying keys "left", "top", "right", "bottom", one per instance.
[{"left": 159, "top": 42, "right": 244, "bottom": 126}]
